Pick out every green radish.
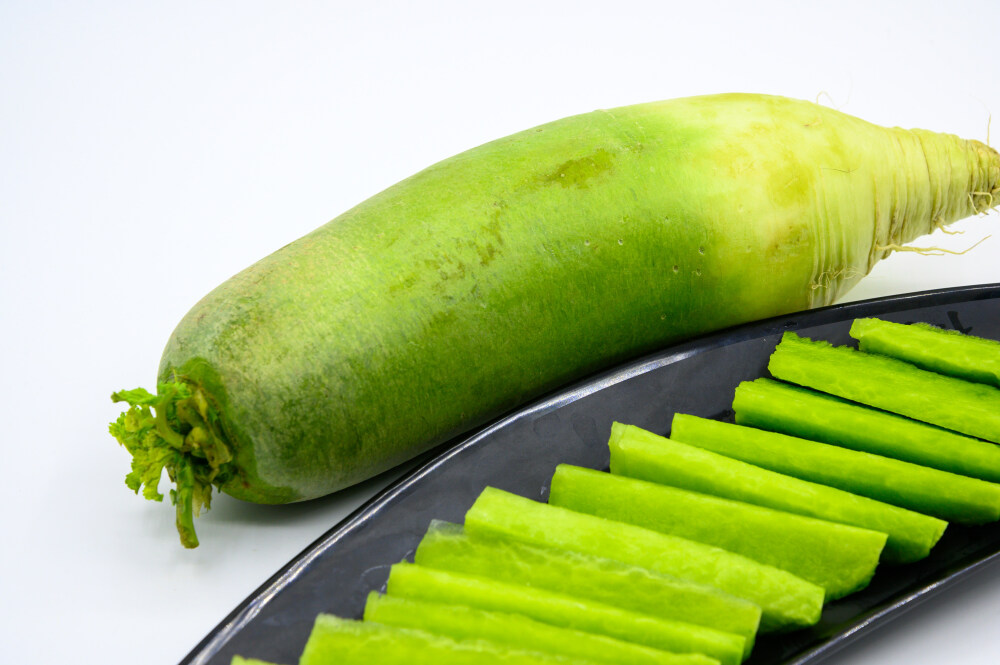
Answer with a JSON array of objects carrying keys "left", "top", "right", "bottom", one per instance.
[
  {"left": 850, "top": 318, "right": 1000, "bottom": 387},
  {"left": 609, "top": 423, "right": 946, "bottom": 564},
  {"left": 109, "top": 93, "right": 1000, "bottom": 546},
  {"left": 548, "top": 463, "right": 886, "bottom": 599},
  {"left": 733, "top": 378, "right": 1000, "bottom": 484},
  {"left": 768, "top": 332, "right": 1000, "bottom": 443},
  {"left": 385, "top": 563, "right": 744, "bottom": 665},
  {"left": 414, "top": 520, "right": 762, "bottom": 653},
  {"left": 298, "top": 613, "right": 603, "bottom": 665},
  {"left": 464, "top": 487, "right": 823, "bottom": 631},
  {"left": 364, "top": 593, "right": 720, "bottom": 665},
  {"left": 670, "top": 413, "right": 1000, "bottom": 524}
]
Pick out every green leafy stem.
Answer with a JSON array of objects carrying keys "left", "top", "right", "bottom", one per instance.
[{"left": 109, "top": 381, "right": 235, "bottom": 548}]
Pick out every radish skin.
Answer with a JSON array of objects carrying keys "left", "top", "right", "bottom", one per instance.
[{"left": 109, "top": 93, "right": 1000, "bottom": 547}]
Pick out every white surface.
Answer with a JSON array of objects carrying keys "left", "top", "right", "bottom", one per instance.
[{"left": 2, "top": 1, "right": 1000, "bottom": 663}]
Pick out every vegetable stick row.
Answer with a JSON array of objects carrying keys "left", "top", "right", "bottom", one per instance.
[{"left": 236, "top": 318, "right": 1000, "bottom": 665}]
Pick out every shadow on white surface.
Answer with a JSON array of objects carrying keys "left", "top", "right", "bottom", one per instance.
[
  {"left": 204, "top": 460, "right": 420, "bottom": 528},
  {"left": 819, "top": 555, "right": 1000, "bottom": 665}
]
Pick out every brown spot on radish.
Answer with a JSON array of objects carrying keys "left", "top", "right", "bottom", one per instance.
[
  {"left": 477, "top": 243, "right": 498, "bottom": 266},
  {"left": 388, "top": 273, "right": 419, "bottom": 294},
  {"left": 541, "top": 149, "right": 615, "bottom": 188}
]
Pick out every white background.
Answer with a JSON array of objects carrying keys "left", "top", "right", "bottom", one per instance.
[{"left": 3, "top": 1, "right": 1000, "bottom": 663}]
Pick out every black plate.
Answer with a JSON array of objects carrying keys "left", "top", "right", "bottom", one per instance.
[{"left": 181, "top": 284, "right": 1000, "bottom": 665}]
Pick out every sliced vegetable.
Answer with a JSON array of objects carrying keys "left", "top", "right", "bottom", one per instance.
[
  {"left": 385, "top": 563, "right": 743, "bottom": 665},
  {"left": 850, "top": 317, "right": 1000, "bottom": 387},
  {"left": 464, "top": 487, "right": 823, "bottom": 631},
  {"left": 609, "top": 423, "right": 946, "bottom": 564},
  {"left": 671, "top": 413, "right": 1000, "bottom": 524},
  {"left": 109, "top": 94, "right": 1000, "bottom": 546},
  {"left": 299, "top": 613, "right": 601, "bottom": 665},
  {"left": 414, "top": 520, "right": 761, "bottom": 654},
  {"left": 734, "top": 377, "right": 1000, "bottom": 483},
  {"left": 548, "top": 463, "right": 885, "bottom": 599},
  {"left": 364, "top": 593, "right": 719, "bottom": 665},
  {"left": 767, "top": 332, "right": 1000, "bottom": 443}
]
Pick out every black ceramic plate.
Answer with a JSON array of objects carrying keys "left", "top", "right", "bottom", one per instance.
[{"left": 181, "top": 283, "right": 1000, "bottom": 665}]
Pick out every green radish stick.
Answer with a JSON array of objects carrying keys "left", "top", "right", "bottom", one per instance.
[
  {"left": 414, "top": 520, "right": 761, "bottom": 656},
  {"left": 299, "top": 613, "right": 603, "bottom": 665},
  {"left": 850, "top": 318, "right": 1000, "bottom": 388},
  {"left": 385, "top": 563, "right": 742, "bottom": 665},
  {"left": 230, "top": 658, "right": 284, "bottom": 665},
  {"left": 548, "top": 464, "right": 886, "bottom": 600},
  {"left": 364, "top": 593, "right": 720, "bottom": 665},
  {"left": 768, "top": 332, "right": 1000, "bottom": 443},
  {"left": 464, "top": 487, "right": 823, "bottom": 631},
  {"left": 734, "top": 378, "right": 1000, "bottom": 484},
  {"left": 609, "top": 423, "right": 946, "bottom": 564},
  {"left": 670, "top": 414, "right": 1000, "bottom": 525}
]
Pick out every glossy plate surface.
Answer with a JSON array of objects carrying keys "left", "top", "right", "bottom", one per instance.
[{"left": 181, "top": 284, "right": 1000, "bottom": 665}]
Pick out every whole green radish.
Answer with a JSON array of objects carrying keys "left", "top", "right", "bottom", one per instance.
[{"left": 110, "top": 93, "right": 1000, "bottom": 547}]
